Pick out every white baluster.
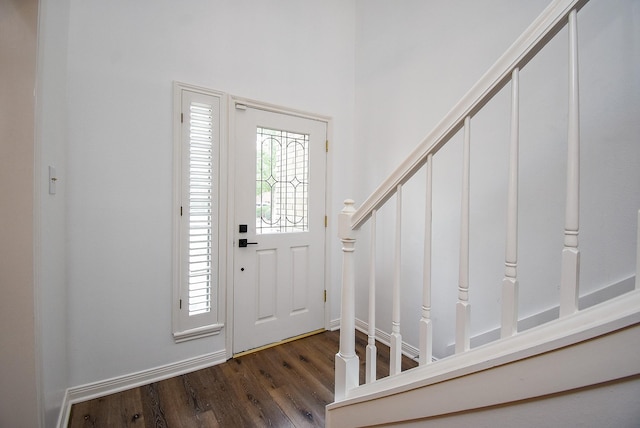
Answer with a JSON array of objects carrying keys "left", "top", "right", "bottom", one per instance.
[
  {"left": 502, "top": 68, "right": 520, "bottom": 338},
  {"left": 420, "top": 154, "right": 433, "bottom": 365},
  {"left": 366, "top": 210, "right": 377, "bottom": 383},
  {"left": 335, "top": 200, "right": 359, "bottom": 400},
  {"left": 390, "top": 185, "right": 403, "bottom": 375},
  {"left": 560, "top": 9, "right": 580, "bottom": 317},
  {"left": 456, "top": 116, "right": 471, "bottom": 354}
]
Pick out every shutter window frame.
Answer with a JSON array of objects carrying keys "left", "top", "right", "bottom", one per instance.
[{"left": 172, "top": 82, "right": 225, "bottom": 342}]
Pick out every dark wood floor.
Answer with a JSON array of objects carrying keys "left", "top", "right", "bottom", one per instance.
[{"left": 68, "top": 330, "right": 418, "bottom": 427}]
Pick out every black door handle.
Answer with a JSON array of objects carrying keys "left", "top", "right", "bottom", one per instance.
[{"left": 239, "top": 239, "right": 258, "bottom": 248}]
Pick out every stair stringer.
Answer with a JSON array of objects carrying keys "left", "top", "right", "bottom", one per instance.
[{"left": 326, "top": 289, "right": 640, "bottom": 427}]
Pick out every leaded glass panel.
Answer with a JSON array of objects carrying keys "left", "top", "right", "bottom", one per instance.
[{"left": 256, "top": 127, "right": 309, "bottom": 234}]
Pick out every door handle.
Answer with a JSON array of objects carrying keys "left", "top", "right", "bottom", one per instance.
[{"left": 238, "top": 239, "right": 258, "bottom": 248}]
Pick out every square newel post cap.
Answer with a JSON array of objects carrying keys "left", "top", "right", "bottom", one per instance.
[{"left": 338, "top": 199, "right": 357, "bottom": 240}]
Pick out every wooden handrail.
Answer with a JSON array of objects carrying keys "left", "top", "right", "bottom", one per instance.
[{"left": 349, "top": 0, "right": 587, "bottom": 231}]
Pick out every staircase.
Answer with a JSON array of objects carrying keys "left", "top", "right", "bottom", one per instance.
[{"left": 327, "top": 0, "right": 640, "bottom": 425}]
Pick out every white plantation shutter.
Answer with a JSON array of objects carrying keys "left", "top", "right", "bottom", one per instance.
[
  {"left": 187, "top": 101, "right": 215, "bottom": 315},
  {"left": 173, "top": 84, "right": 224, "bottom": 342}
]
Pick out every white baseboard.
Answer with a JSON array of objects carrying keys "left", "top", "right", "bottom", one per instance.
[
  {"left": 329, "top": 318, "right": 341, "bottom": 331},
  {"left": 57, "top": 350, "right": 227, "bottom": 428},
  {"left": 355, "top": 318, "right": 420, "bottom": 361},
  {"left": 329, "top": 318, "right": 420, "bottom": 360}
]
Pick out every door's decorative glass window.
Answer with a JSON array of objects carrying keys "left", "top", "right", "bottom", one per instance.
[{"left": 256, "top": 127, "right": 309, "bottom": 234}]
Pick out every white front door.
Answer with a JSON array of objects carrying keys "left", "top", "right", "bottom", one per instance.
[{"left": 233, "top": 104, "right": 327, "bottom": 354}]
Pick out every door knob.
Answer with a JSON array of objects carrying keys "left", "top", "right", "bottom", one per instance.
[{"left": 239, "top": 239, "right": 258, "bottom": 248}]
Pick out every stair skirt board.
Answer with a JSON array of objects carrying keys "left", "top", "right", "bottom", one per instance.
[
  {"left": 326, "top": 290, "right": 640, "bottom": 427},
  {"left": 57, "top": 350, "right": 227, "bottom": 428},
  {"left": 377, "top": 376, "right": 640, "bottom": 428},
  {"left": 327, "top": 324, "right": 640, "bottom": 427}
]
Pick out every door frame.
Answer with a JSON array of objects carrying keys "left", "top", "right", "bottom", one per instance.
[{"left": 225, "top": 96, "right": 333, "bottom": 359}]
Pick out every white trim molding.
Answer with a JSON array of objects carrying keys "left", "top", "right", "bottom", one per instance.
[
  {"left": 172, "top": 81, "right": 228, "bottom": 342},
  {"left": 329, "top": 318, "right": 341, "bottom": 331},
  {"left": 173, "top": 323, "right": 224, "bottom": 343},
  {"left": 330, "top": 317, "right": 420, "bottom": 362},
  {"left": 57, "top": 350, "right": 227, "bottom": 428},
  {"left": 355, "top": 318, "right": 420, "bottom": 361}
]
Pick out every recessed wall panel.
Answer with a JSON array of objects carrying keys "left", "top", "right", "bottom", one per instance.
[{"left": 291, "top": 246, "right": 309, "bottom": 313}]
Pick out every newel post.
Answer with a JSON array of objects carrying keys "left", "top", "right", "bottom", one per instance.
[{"left": 335, "top": 199, "right": 359, "bottom": 401}]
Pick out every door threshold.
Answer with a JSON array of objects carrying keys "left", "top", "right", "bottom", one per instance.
[{"left": 233, "top": 328, "right": 326, "bottom": 358}]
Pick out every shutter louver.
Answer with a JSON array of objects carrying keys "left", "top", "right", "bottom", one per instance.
[{"left": 188, "top": 102, "right": 215, "bottom": 316}]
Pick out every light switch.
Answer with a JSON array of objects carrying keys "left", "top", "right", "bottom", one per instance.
[{"left": 49, "top": 166, "right": 57, "bottom": 195}]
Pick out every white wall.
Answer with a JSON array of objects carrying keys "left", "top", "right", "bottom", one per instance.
[
  {"left": 353, "top": 0, "right": 640, "bottom": 358},
  {"left": 37, "top": 0, "right": 71, "bottom": 426},
  {"left": 0, "top": 0, "right": 39, "bottom": 427},
  {"left": 33, "top": 0, "right": 639, "bottom": 421},
  {"left": 42, "top": 0, "right": 355, "bottom": 388}
]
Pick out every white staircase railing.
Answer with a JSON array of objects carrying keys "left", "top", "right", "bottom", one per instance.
[{"left": 334, "top": 0, "right": 637, "bottom": 403}]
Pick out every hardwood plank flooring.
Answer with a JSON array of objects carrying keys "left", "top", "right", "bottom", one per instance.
[{"left": 68, "top": 330, "right": 418, "bottom": 427}]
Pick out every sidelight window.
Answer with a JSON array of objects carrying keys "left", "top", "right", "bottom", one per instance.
[{"left": 172, "top": 82, "right": 224, "bottom": 342}]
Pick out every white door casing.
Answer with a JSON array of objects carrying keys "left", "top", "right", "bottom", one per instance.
[{"left": 232, "top": 104, "right": 327, "bottom": 354}]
